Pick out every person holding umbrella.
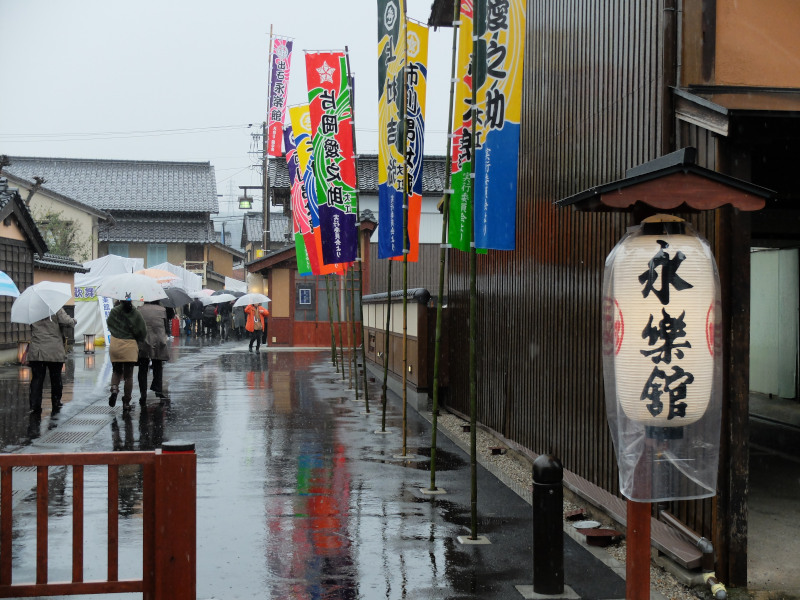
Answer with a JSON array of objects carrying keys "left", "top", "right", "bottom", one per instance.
[
  {"left": 137, "top": 300, "right": 170, "bottom": 406},
  {"left": 244, "top": 302, "right": 269, "bottom": 353},
  {"left": 28, "top": 308, "right": 76, "bottom": 414},
  {"left": 106, "top": 297, "right": 147, "bottom": 412},
  {"left": 10, "top": 281, "right": 75, "bottom": 414}
]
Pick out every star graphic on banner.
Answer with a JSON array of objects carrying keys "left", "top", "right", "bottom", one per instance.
[{"left": 317, "top": 61, "right": 335, "bottom": 84}]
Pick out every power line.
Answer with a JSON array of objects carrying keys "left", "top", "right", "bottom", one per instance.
[{"left": 0, "top": 124, "right": 255, "bottom": 143}]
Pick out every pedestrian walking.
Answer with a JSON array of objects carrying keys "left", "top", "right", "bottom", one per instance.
[
  {"left": 202, "top": 303, "right": 218, "bottom": 337},
  {"left": 232, "top": 305, "right": 246, "bottom": 339},
  {"left": 244, "top": 303, "right": 269, "bottom": 352},
  {"left": 106, "top": 298, "right": 147, "bottom": 412},
  {"left": 189, "top": 297, "right": 204, "bottom": 336},
  {"left": 136, "top": 300, "right": 170, "bottom": 406},
  {"left": 218, "top": 300, "right": 232, "bottom": 341},
  {"left": 27, "top": 308, "right": 76, "bottom": 414}
]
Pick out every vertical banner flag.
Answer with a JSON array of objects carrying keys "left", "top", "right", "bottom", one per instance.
[
  {"left": 376, "top": 0, "right": 407, "bottom": 259},
  {"left": 283, "top": 126, "right": 313, "bottom": 275},
  {"left": 474, "top": 0, "right": 526, "bottom": 250},
  {"left": 289, "top": 104, "right": 339, "bottom": 276},
  {"left": 448, "top": 0, "right": 474, "bottom": 252},
  {"left": 305, "top": 52, "right": 358, "bottom": 265},
  {"left": 267, "top": 38, "right": 294, "bottom": 157},
  {"left": 393, "top": 19, "right": 429, "bottom": 263}
]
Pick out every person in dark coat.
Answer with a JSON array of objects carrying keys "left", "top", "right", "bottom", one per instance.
[
  {"left": 107, "top": 299, "right": 147, "bottom": 412},
  {"left": 189, "top": 297, "right": 204, "bottom": 336},
  {"left": 28, "top": 308, "right": 76, "bottom": 414},
  {"left": 218, "top": 300, "right": 232, "bottom": 341},
  {"left": 203, "top": 303, "right": 218, "bottom": 337},
  {"left": 137, "top": 301, "right": 170, "bottom": 406}
]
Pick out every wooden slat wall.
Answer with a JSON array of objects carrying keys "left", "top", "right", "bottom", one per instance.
[
  {"left": 368, "top": 243, "right": 446, "bottom": 299},
  {"left": 447, "top": 1, "right": 682, "bottom": 500}
]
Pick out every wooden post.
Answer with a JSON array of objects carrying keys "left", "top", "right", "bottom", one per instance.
[
  {"left": 626, "top": 500, "right": 651, "bottom": 600},
  {"left": 154, "top": 441, "right": 196, "bottom": 600}
]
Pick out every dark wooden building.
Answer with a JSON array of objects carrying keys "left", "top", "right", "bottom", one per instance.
[{"left": 430, "top": 0, "right": 800, "bottom": 586}]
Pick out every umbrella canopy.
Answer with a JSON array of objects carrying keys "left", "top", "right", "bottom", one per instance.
[
  {"left": 159, "top": 286, "right": 193, "bottom": 309},
  {"left": 233, "top": 293, "right": 271, "bottom": 308},
  {"left": 134, "top": 268, "right": 179, "bottom": 286},
  {"left": 212, "top": 289, "right": 246, "bottom": 298},
  {"left": 10, "top": 281, "right": 72, "bottom": 324},
  {"left": 0, "top": 271, "right": 21, "bottom": 298},
  {"left": 96, "top": 273, "right": 168, "bottom": 303},
  {"left": 208, "top": 293, "right": 236, "bottom": 304}
]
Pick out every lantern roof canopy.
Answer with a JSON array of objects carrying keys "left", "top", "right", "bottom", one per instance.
[{"left": 556, "top": 147, "right": 775, "bottom": 213}]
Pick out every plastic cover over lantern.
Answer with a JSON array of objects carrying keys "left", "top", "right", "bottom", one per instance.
[{"left": 602, "top": 215, "right": 722, "bottom": 501}]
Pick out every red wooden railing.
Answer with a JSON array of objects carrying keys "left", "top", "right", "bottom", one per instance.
[{"left": 0, "top": 442, "right": 195, "bottom": 599}]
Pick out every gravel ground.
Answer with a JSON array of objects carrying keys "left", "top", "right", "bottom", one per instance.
[{"left": 429, "top": 410, "right": 704, "bottom": 600}]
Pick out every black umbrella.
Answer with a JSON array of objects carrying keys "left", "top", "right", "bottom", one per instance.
[
  {"left": 160, "top": 287, "right": 193, "bottom": 308},
  {"left": 212, "top": 289, "right": 246, "bottom": 297}
]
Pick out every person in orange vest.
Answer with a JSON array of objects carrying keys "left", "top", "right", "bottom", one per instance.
[{"left": 244, "top": 303, "right": 269, "bottom": 353}]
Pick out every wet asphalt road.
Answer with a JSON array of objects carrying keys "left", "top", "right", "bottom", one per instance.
[{"left": 0, "top": 336, "right": 626, "bottom": 599}]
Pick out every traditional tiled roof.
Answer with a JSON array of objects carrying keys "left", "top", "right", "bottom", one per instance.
[
  {"left": 3, "top": 156, "right": 218, "bottom": 213},
  {"left": 0, "top": 171, "right": 114, "bottom": 222},
  {"left": 0, "top": 177, "right": 47, "bottom": 253},
  {"left": 241, "top": 212, "right": 291, "bottom": 245},
  {"left": 267, "top": 154, "right": 447, "bottom": 195},
  {"left": 34, "top": 253, "right": 89, "bottom": 273},
  {"left": 98, "top": 214, "right": 216, "bottom": 243}
]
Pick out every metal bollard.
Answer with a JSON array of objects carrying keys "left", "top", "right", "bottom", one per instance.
[{"left": 533, "top": 454, "right": 564, "bottom": 595}]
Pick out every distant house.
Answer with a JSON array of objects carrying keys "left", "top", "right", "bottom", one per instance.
[
  {"left": 2, "top": 156, "right": 236, "bottom": 287},
  {"left": 0, "top": 171, "right": 113, "bottom": 262},
  {"left": 0, "top": 178, "right": 86, "bottom": 361},
  {"left": 240, "top": 211, "right": 292, "bottom": 262}
]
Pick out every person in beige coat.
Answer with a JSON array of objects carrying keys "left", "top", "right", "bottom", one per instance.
[
  {"left": 137, "top": 301, "right": 170, "bottom": 406},
  {"left": 28, "top": 308, "right": 76, "bottom": 414},
  {"left": 106, "top": 299, "right": 147, "bottom": 412}
]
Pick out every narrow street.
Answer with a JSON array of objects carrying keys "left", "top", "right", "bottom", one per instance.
[{"left": 0, "top": 337, "right": 628, "bottom": 599}]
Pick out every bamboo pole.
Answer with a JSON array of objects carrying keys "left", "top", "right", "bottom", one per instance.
[
  {"left": 468, "top": 1, "right": 479, "bottom": 540},
  {"left": 333, "top": 274, "right": 346, "bottom": 381},
  {"left": 381, "top": 262, "right": 392, "bottom": 432},
  {"left": 428, "top": 0, "right": 460, "bottom": 494},
  {"left": 341, "top": 273, "right": 352, "bottom": 386},
  {"left": 349, "top": 265, "right": 359, "bottom": 400},
  {"left": 400, "top": 0, "right": 410, "bottom": 458},
  {"left": 325, "top": 275, "right": 338, "bottom": 371},
  {"left": 344, "top": 48, "right": 367, "bottom": 409}
]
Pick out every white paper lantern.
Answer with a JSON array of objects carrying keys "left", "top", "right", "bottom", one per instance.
[{"left": 605, "top": 218, "right": 719, "bottom": 429}]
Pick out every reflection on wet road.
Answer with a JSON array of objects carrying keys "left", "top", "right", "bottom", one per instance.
[{"left": 0, "top": 342, "right": 561, "bottom": 599}]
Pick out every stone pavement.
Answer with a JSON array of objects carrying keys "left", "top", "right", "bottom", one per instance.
[{"left": 0, "top": 336, "right": 640, "bottom": 599}]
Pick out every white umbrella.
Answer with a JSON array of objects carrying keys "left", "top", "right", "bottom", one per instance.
[
  {"left": 233, "top": 293, "right": 271, "bottom": 308},
  {"left": 208, "top": 293, "right": 236, "bottom": 304},
  {"left": 0, "top": 271, "right": 21, "bottom": 297},
  {"left": 10, "top": 281, "right": 72, "bottom": 324},
  {"left": 96, "top": 273, "right": 168, "bottom": 303}
]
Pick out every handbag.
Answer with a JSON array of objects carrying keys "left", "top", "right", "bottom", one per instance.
[{"left": 254, "top": 318, "right": 263, "bottom": 331}]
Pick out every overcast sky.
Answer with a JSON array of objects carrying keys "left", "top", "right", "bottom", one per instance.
[{"left": 0, "top": 0, "right": 453, "bottom": 217}]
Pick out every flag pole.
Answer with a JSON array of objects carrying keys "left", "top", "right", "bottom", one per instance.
[
  {"left": 401, "top": 0, "right": 410, "bottom": 458},
  {"left": 344, "top": 47, "right": 364, "bottom": 406},
  {"left": 333, "top": 274, "right": 346, "bottom": 380},
  {"left": 263, "top": 24, "right": 274, "bottom": 256},
  {"left": 381, "top": 262, "right": 392, "bottom": 431},
  {"left": 427, "top": 0, "right": 461, "bottom": 495},
  {"left": 325, "top": 274, "right": 338, "bottom": 371},
  {"left": 468, "top": 1, "right": 479, "bottom": 541}
]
